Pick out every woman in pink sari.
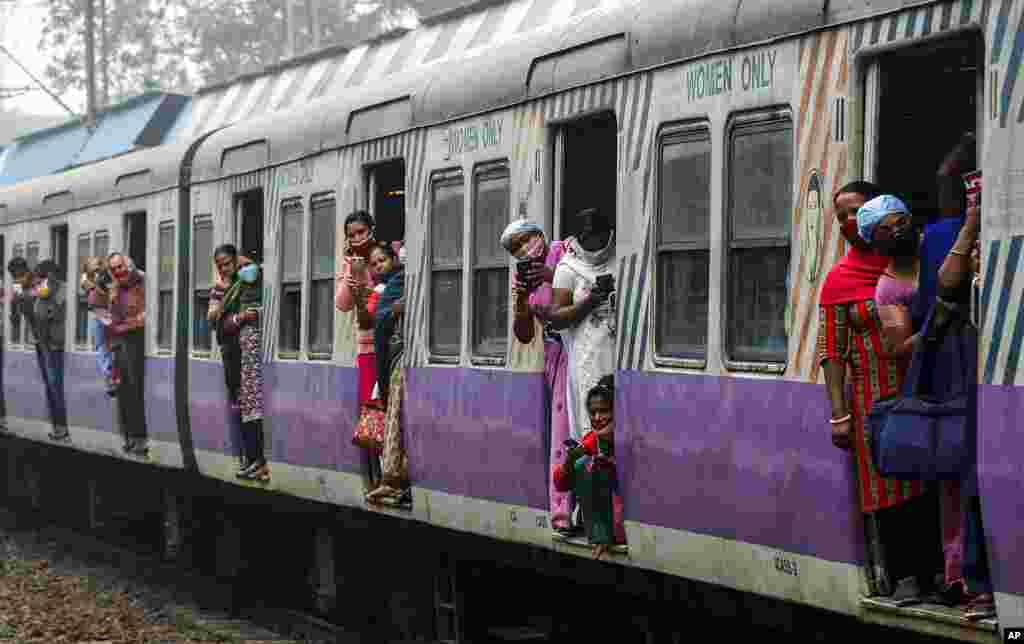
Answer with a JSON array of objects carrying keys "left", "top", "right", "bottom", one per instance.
[{"left": 502, "top": 220, "right": 573, "bottom": 534}]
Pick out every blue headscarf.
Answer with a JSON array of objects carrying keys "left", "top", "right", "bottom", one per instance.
[
  {"left": 856, "top": 194, "right": 910, "bottom": 243},
  {"left": 500, "top": 219, "right": 544, "bottom": 253}
]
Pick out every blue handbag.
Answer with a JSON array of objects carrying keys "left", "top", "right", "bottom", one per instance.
[{"left": 867, "top": 308, "right": 973, "bottom": 481}]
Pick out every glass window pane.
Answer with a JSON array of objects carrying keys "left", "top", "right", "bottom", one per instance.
[
  {"left": 93, "top": 233, "right": 109, "bottom": 261},
  {"left": 158, "top": 225, "right": 175, "bottom": 290},
  {"left": 77, "top": 235, "right": 92, "bottom": 274},
  {"left": 730, "top": 124, "right": 793, "bottom": 241},
  {"left": 430, "top": 269, "right": 462, "bottom": 356},
  {"left": 158, "top": 291, "right": 173, "bottom": 350},
  {"left": 308, "top": 279, "right": 334, "bottom": 355},
  {"left": 660, "top": 135, "right": 711, "bottom": 244},
  {"left": 310, "top": 198, "right": 336, "bottom": 280},
  {"left": 193, "top": 220, "right": 213, "bottom": 290},
  {"left": 193, "top": 293, "right": 211, "bottom": 351},
  {"left": 473, "top": 267, "right": 508, "bottom": 357},
  {"left": 656, "top": 250, "right": 709, "bottom": 358},
  {"left": 431, "top": 180, "right": 464, "bottom": 266},
  {"left": 281, "top": 201, "right": 303, "bottom": 282},
  {"left": 279, "top": 285, "right": 301, "bottom": 353},
  {"left": 728, "top": 247, "right": 789, "bottom": 362},
  {"left": 76, "top": 235, "right": 91, "bottom": 345},
  {"left": 473, "top": 169, "right": 509, "bottom": 266}
]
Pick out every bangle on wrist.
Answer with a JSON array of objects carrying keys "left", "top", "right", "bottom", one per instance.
[{"left": 829, "top": 414, "right": 851, "bottom": 424}]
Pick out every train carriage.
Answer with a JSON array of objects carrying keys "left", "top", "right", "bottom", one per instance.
[{"left": 1, "top": 0, "right": 1022, "bottom": 640}]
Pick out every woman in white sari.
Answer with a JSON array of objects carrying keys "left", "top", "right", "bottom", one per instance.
[{"left": 550, "top": 208, "right": 617, "bottom": 438}]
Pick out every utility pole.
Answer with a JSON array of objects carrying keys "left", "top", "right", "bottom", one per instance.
[
  {"left": 84, "top": 0, "right": 98, "bottom": 129},
  {"left": 99, "top": 0, "right": 108, "bottom": 108},
  {"left": 308, "top": 0, "right": 320, "bottom": 51},
  {"left": 286, "top": 0, "right": 297, "bottom": 59}
]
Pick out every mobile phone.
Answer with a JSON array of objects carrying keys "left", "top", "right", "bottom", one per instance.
[
  {"left": 595, "top": 273, "right": 615, "bottom": 293},
  {"left": 516, "top": 259, "right": 532, "bottom": 284},
  {"left": 963, "top": 170, "right": 982, "bottom": 208},
  {"left": 563, "top": 439, "right": 580, "bottom": 449}
]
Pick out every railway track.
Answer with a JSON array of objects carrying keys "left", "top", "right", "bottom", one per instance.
[{"left": 0, "top": 500, "right": 352, "bottom": 644}]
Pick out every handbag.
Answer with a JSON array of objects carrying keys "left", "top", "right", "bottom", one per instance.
[
  {"left": 352, "top": 403, "right": 386, "bottom": 451},
  {"left": 867, "top": 303, "right": 973, "bottom": 480}
]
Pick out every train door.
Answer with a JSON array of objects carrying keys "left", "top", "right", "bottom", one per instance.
[
  {"left": 862, "top": 33, "right": 989, "bottom": 615},
  {"left": 124, "top": 212, "right": 146, "bottom": 272},
  {"left": 49, "top": 224, "right": 68, "bottom": 277},
  {"left": 235, "top": 189, "right": 264, "bottom": 263},
  {"left": 554, "top": 111, "right": 617, "bottom": 239},
  {"left": 367, "top": 159, "right": 406, "bottom": 244}
]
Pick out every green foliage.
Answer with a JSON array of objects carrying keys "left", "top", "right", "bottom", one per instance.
[{"left": 38, "top": 0, "right": 463, "bottom": 102}]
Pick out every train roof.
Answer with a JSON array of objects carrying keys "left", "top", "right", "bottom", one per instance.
[
  {"left": 0, "top": 137, "right": 197, "bottom": 225},
  {"left": 2, "top": 0, "right": 935, "bottom": 217},
  {"left": 194, "top": 0, "right": 930, "bottom": 180}
]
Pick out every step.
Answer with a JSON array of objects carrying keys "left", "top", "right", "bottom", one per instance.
[
  {"left": 551, "top": 532, "right": 628, "bottom": 555},
  {"left": 860, "top": 596, "right": 999, "bottom": 644}
]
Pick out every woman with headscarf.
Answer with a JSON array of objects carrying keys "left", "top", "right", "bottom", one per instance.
[
  {"left": 336, "top": 211, "right": 386, "bottom": 484},
  {"left": 818, "top": 185, "right": 935, "bottom": 602},
  {"left": 364, "top": 242, "right": 409, "bottom": 504},
  {"left": 500, "top": 218, "right": 572, "bottom": 533},
  {"left": 550, "top": 208, "right": 617, "bottom": 443}
]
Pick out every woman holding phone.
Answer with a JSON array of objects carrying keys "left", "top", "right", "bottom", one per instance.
[
  {"left": 501, "top": 219, "right": 573, "bottom": 534},
  {"left": 550, "top": 207, "right": 617, "bottom": 443},
  {"left": 336, "top": 211, "right": 387, "bottom": 484}
]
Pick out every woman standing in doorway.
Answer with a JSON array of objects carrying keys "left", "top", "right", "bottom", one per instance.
[
  {"left": 501, "top": 219, "right": 573, "bottom": 534},
  {"left": 336, "top": 211, "right": 386, "bottom": 484},
  {"left": 209, "top": 245, "right": 268, "bottom": 482},
  {"left": 550, "top": 208, "right": 617, "bottom": 442}
]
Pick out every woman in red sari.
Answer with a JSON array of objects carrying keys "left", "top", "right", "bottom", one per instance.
[{"left": 818, "top": 182, "right": 938, "bottom": 602}]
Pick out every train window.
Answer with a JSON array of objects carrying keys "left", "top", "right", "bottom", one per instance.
[
  {"left": 279, "top": 199, "right": 303, "bottom": 357},
  {"left": 51, "top": 224, "right": 68, "bottom": 277},
  {"left": 308, "top": 194, "right": 336, "bottom": 358},
  {"left": 192, "top": 218, "right": 214, "bottom": 352},
  {"left": 471, "top": 162, "right": 510, "bottom": 362},
  {"left": 11, "top": 244, "right": 23, "bottom": 344},
  {"left": 726, "top": 115, "right": 792, "bottom": 365},
  {"left": 75, "top": 233, "right": 92, "bottom": 347},
  {"left": 26, "top": 242, "right": 39, "bottom": 270},
  {"left": 655, "top": 127, "right": 711, "bottom": 362},
  {"left": 236, "top": 189, "right": 264, "bottom": 265},
  {"left": 157, "top": 222, "right": 175, "bottom": 351},
  {"left": 124, "top": 212, "right": 146, "bottom": 272},
  {"left": 93, "top": 231, "right": 109, "bottom": 261},
  {"left": 429, "top": 171, "right": 464, "bottom": 360}
]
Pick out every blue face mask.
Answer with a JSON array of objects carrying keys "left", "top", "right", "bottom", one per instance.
[{"left": 238, "top": 264, "right": 259, "bottom": 283}]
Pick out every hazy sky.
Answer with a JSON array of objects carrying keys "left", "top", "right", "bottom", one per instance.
[{"left": 1, "top": 0, "right": 84, "bottom": 117}]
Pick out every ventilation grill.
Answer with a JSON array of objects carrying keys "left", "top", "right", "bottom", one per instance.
[{"left": 833, "top": 96, "right": 847, "bottom": 143}]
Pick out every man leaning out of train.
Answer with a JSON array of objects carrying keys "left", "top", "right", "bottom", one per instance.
[
  {"left": 107, "top": 253, "right": 148, "bottom": 456},
  {"left": 8, "top": 257, "right": 69, "bottom": 441},
  {"left": 81, "top": 256, "right": 119, "bottom": 397}
]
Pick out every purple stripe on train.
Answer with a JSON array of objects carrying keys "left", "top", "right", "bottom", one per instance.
[
  {"left": 188, "top": 359, "right": 364, "bottom": 472},
  {"left": 405, "top": 367, "right": 549, "bottom": 510},
  {"left": 617, "top": 371, "right": 865, "bottom": 566},
  {"left": 978, "top": 384, "right": 1024, "bottom": 596},
  {"left": 4, "top": 350, "right": 177, "bottom": 444}
]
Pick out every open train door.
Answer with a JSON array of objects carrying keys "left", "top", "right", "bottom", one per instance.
[{"left": 860, "top": 31, "right": 999, "bottom": 630}]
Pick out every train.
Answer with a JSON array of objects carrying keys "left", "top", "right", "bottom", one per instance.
[{"left": 0, "top": 0, "right": 1021, "bottom": 641}]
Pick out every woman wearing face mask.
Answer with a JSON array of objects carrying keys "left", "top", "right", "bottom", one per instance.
[
  {"left": 550, "top": 208, "right": 617, "bottom": 443},
  {"left": 210, "top": 243, "right": 268, "bottom": 479},
  {"left": 336, "top": 211, "right": 387, "bottom": 484},
  {"left": 500, "top": 219, "right": 573, "bottom": 534},
  {"left": 818, "top": 187, "right": 934, "bottom": 602}
]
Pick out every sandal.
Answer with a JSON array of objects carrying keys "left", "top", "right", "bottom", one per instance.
[
  {"left": 366, "top": 484, "right": 399, "bottom": 502},
  {"left": 963, "top": 593, "right": 996, "bottom": 620}
]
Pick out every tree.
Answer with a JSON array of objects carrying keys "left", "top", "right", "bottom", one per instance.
[{"left": 38, "top": 0, "right": 192, "bottom": 108}]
